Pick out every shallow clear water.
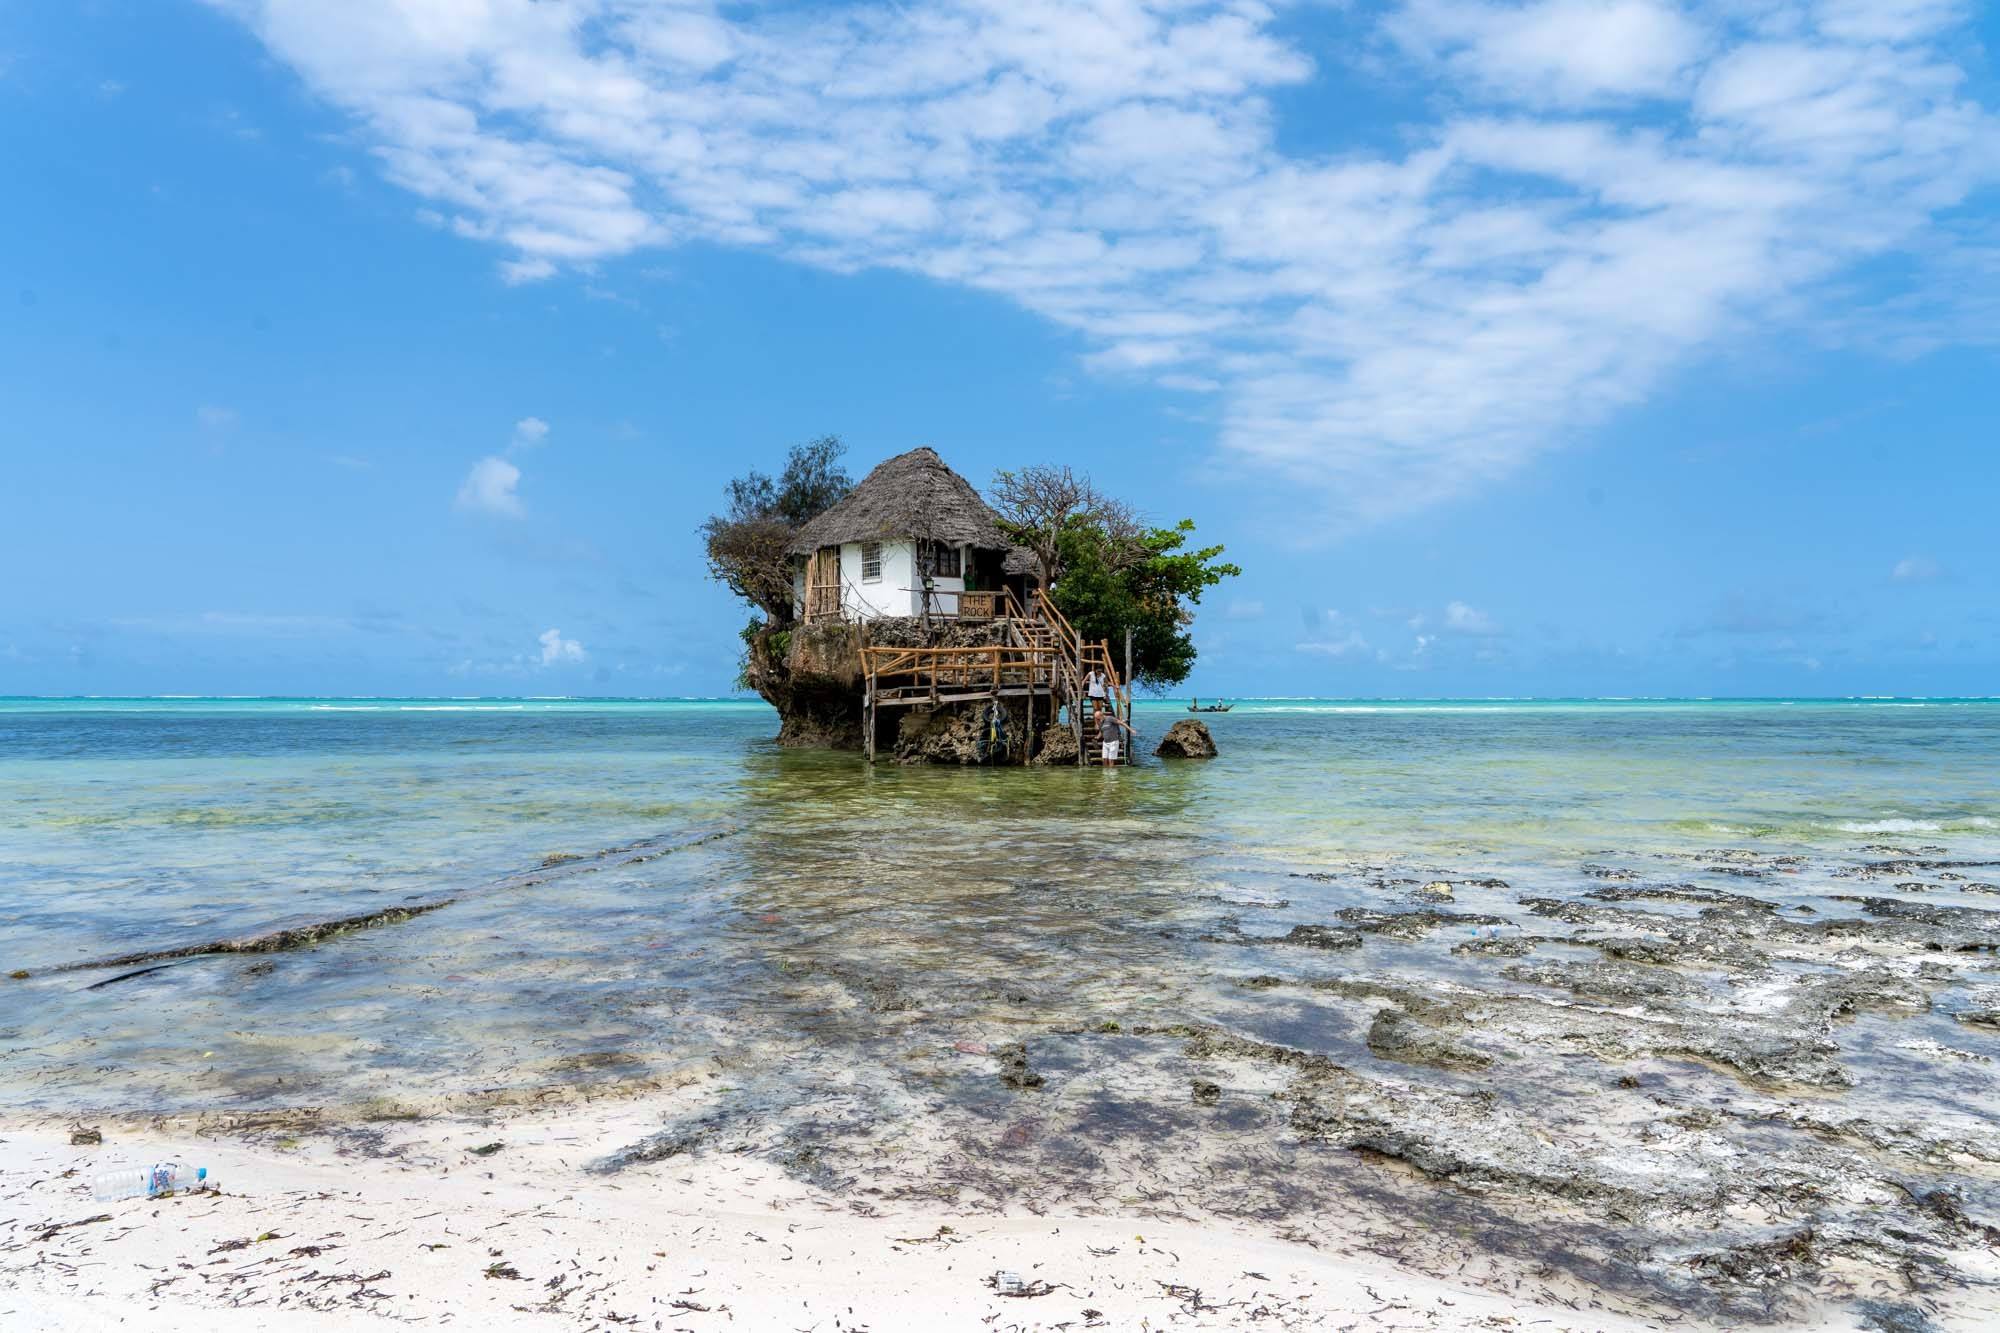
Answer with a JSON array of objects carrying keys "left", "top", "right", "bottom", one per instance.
[
  {"left": 11, "top": 695, "right": 2000, "bottom": 1321},
  {"left": 4, "top": 695, "right": 1996, "bottom": 1117}
]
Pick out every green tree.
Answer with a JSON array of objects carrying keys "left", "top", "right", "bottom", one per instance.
[{"left": 1051, "top": 517, "right": 1239, "bottom": 692}]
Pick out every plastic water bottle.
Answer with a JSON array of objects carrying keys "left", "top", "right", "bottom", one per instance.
[{"left": 92, "top": 1162, "right": 213, "bottom": 1201}]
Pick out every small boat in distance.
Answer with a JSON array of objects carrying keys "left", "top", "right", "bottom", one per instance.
[{"left": 1188, "top": 698, "right": 1233, "bottom": 713}]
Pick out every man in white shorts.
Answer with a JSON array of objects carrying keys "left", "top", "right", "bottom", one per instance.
[{"left": 1097, "top": 707, "right": 1131, "bottom": 766}]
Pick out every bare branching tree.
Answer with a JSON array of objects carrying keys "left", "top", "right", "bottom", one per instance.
[
  {"left": 701, "top": 436, "right": 852, "bottom": 626},
  {"left": 1093, "top": 495, "right": 1148, "bottom": 573},
  {"left": 988, "top": 464, "right": 1126, "bottom": 589},
  {"left": 700, "top": 512, "right": 797, "bottom": 624}
]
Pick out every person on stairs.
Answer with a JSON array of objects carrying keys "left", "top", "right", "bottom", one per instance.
[
  {"left": 1086, "top": 667, "right": 1107, "bottom": 707},
  {"left": 1097, "top": 707, "right": 1134, "bottom": 768}
]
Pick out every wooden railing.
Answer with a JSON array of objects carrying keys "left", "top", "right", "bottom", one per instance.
[
  {"left": 1080, "top": 639, "right": 1132, "bottom": 722},
  {"left": 1032, "top": 591, "right": 1083, "bottom": 710},
  {"left": 862, "top": 643, "right": 1057, "bottom": 695},
  {"left": 1033, "top": 590, "right": 1079, "bottom": 659}
]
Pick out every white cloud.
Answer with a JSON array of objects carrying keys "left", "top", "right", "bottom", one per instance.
[
  {"left": 453, "top": 417, "right": 548, "bottom": 515},
  {"left": 211, "top": 0, "right": 1999, "bottom": 524},
  {"left": 456, "top": 627, "right": 589, "bottom": 674},
  {"left": 455, "top": 455, "right": 524, "bottom": 517},
  {"left": 537, "top": 627, "right": 586, "bottom": 666},
  {"left": 196, "top": 404, "right": 238, "bottom": 429},
  {"left": 1891, "top": 554, "right": 1943, "bottom": 582},
  {"left": 1443, "top": 600, "right": 1502, "bottom": 635},
  {"left": 1224, "top": 599, "right": 1266, "bottom": 621}
]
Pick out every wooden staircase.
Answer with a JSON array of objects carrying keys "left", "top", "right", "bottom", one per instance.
[
  {"left": 1032, "top": 591, "right": 1132, "bottom": 766},
  {"left": 855, "top": 589, "right": 1131, "bottom": 766}
]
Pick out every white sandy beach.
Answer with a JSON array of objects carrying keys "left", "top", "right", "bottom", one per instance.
[
  {"left": 13, "top": 1086, "right": 1991, "bottom": 1333},
  {"left": 2, "top": 1100, "right": 1704, "bottom": 1333}
]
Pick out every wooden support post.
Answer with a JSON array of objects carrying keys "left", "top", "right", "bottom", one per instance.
[
  {"left": 865, "top": 687, "right": 876, "bottom": 763},
  {"left": 1124, "top": 628, "right": 1133, "bottom": 716}
]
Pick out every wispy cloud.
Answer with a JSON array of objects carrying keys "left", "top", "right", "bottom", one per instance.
[
  {"left": 1891, "top": 554, "right": 1944, "bottom": 583},
  {"left": 1387, "top": 0, "right": 1705, "bottom": 106},
  {"left": 214, "top": 0, "right": 1998, "bottom": 523},
  {"left": 195, "top": 404, "right": 237, "bottom": 430},
  {"left": 1296, "top": 631, "right": 1374, "bottom": 659},
  {"left": 512, "top": 416, "right": 550, "bottom": 449},
  {"left": 107, "top": 610, "right": 358, "bottom": 635},
  {"left": 1682, "top": 592, "right": 1835, "bottom": 637},
  {"left": 1443, "top": 600, "right": 1501, "bottom": 636}
]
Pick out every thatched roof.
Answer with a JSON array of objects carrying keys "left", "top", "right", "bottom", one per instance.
[{"left": 787, "top": 447, "right": 1014, "bottom": 556}]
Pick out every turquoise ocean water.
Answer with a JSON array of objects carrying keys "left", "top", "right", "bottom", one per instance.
[{"left": 2, "top": 696, "right": 1997, "bottom": 1117}]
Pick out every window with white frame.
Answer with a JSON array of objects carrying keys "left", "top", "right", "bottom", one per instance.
[{"left": 860, "top": 541, "right": 882, "bottom": 583}]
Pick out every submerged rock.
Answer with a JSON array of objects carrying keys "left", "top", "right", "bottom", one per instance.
[
  {"left": 1953, "top": 987, "right": 2000, "bottom": 1029},
  {"left": 1502, "top": 958, "right": 1706, "bottom": 1003},
  {"left": 1366, "top": 1007, "right": 1492, "bottom": 1070},
  {"left": 1334, "top": 907, "right": 1508, "bottom": 940},
  {"left": 1155, "top": 718, "right": 1218, "bottom": 759},
  {"left": 1451, "top": 934, "right": 1535, "bottom": 957},
  {"left": 1278, "top": 924, "right": 1365, "bottom": 951}
]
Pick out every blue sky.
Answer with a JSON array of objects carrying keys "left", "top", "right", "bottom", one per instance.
[{"left": 2, "top": 0, "right": 1996, "bottom": 698}]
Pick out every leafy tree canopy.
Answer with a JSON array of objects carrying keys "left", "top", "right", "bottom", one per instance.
[
  {"left": 701, "top": 435, "right": 851, "bottom": 625},
  {"left": 1051, "top": 517, "right": 1239, "bottom": 692}
]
